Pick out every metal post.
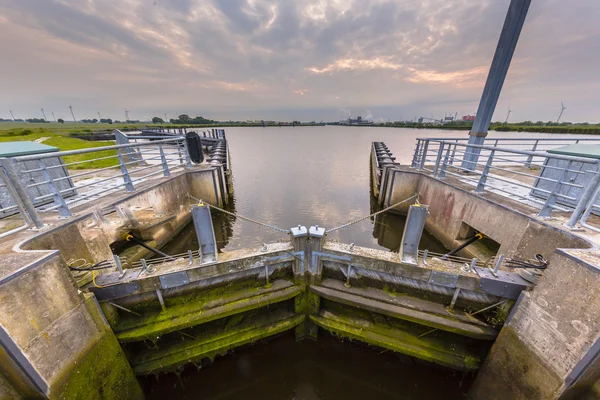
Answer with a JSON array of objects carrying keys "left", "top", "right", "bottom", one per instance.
[
  {"left": 449, "top": 141, "right": 458, "bottom": 166},
  {"left": 400, "top": 204, "right": 429, "bottom": 265},
  {"left": 117, "top": 149, "right": 135, "bottom": 192},
  {"left": 176, "top": 142, "right": 184, "bottom": 165},
  {"left": 448, "top": 287, "right": 461, "bottom": 311},
  {"left": 309, "top": 225, "right": 326, "bottom": 275},
  {"left": 113, "top": 255, "right": 124, "bottom": 276},
  {"left": 439, "top": 144, "right": 452, "bottom": 178},
  {"left": 475, "top": 150, "right": 496, "bottom": 193},
  {"left": 571, "top": 176, "right": 600, "bottom": 229},
  {"left": 114, "top": 129, "right": 142, "bottom": 162},
  {"left": 462, "top": 0, "right": 532, "bottom": 171},
  {"left": 39, "top": 159, "right": 71, "bottom": 218},
  {"left": 525, "top": 140, "right": 538, "bottom": 168},
  {"left": 0, "top": 158, "right": 43, "bottom": 228},
  {"left": 180, "top": 138, "right": 193, "bottom": 168},
  {"left": 419, "top": 140, "right": 430, "bottom": 170},
  {"left": 469, "top": 258, "right": 478, "bottom": 272},
  {"left": 191, "top": 203, "right": 217, "bottom": 263},
  {"left": 411, "top": 140, "right": 422, "bottom": 168},
  {"left": 290, "top": 225, "right": 308, "bottom": 276},
  {"left": 158, "top": 144, "right": 171, "bottom": 177},
  {"left": 492, "top": 254, "right": 504, "bottom": 276},
  {"left": 539, "top": 161, "right": 573, "bottom": 217},
  {"left": 156, "top": 289, "right": 166, "bottom": 312},
  {"left": 433, "top": 143, "right": 445, "bottom": 177}
]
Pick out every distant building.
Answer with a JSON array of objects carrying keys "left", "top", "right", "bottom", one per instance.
[
  {"left": 462, "top": 115, "right": 476, "bottom": 121},
  {"left": 341, "top": 116, "right": 374, "bottom": 125}
]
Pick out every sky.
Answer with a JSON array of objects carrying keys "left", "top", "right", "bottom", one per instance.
[{"left": 0, "top": 0, "right": 598, "bottom": 123}]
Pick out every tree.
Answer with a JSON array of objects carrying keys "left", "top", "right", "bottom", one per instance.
[
  {"left": 178, "top": 114, "right": 191, "bottom": 122},
  {"left": 152, "top": 117, "right": 164, "bottom": 124},
  {"left": 57, "top": 118, "right": 64, "bottom": 124}
]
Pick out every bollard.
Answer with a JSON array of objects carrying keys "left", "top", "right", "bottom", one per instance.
[{"left": 400, "top": 204, "right": 429, "bottom": 265}]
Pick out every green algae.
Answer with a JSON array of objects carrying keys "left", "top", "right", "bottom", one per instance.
[
  {"left": 132, "top": 311, "right": 304, "bottom": 375},
  {"left": 116, "top": 280, "right": 303, "bottom": 342},
  {"left": 52, "top": 333, "right": 143, "bottom": 400}
]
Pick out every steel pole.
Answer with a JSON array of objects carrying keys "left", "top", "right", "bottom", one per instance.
[{"left": 462, "top": 0, "right": 531, "bottom": 171}]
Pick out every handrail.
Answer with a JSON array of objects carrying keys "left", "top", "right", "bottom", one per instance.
[
  {"left": 409, "top": 137, "right": 600, "bottom": 228},
  {"left": 12, "top": 138, "right": 183, "bottom": 162},
  {"left": 425, "top": 140, "right": 599, "bottom": 164}
]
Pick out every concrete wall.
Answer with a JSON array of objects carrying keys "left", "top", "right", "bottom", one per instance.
[
  {"left": 0, "top": 167, "right": 225, "bottom": 398},
  {"left": 0, "top": 254, "right": 142, "bottom": 399},
  {"left": 470, "top": 251, "right": 600, "bottom": 399},
  {"left": 382, "top": 168, "right": 590, "bottom": 259},
  {"left": 20, "top": 169, "right": 219, "bottom": 269},
  {"left": 381, "top": 167, "right": 600, "bottom": 398}
]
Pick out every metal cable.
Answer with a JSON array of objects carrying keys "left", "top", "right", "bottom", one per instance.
[
  {"left": 326, "top": 194, "right": 419, "bottom": 233},
  {"left": 187, "top": 194, "right": 290, "bottom": 234}
]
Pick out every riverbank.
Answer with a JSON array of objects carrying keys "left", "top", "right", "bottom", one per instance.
[{"left": 366, "top": 122, "right": 600, "bottom": 135}]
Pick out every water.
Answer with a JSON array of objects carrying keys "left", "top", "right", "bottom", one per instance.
[
  {"left": 172, "top": 125, "right": 592, "bottom": 252},
  {"left": 147, "top": 126, "right": 596, "bottom": 399},
  {"left": 141, "top": 331, "right": 471, "bottom": 400}
]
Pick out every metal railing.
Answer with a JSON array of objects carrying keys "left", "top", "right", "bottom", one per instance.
[
  {"left": 410, "top": 138, "right": 600, "bottom": 231},
  {"left": 0, "top": 137, "right": 192, "bottom": 232},
  {"left": 139, "top": 127, "right": 226, "bottom": 140}
]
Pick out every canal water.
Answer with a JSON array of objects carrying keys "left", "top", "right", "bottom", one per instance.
[{"left": 144, "top": 126, "right": 591, "bottom": 399}]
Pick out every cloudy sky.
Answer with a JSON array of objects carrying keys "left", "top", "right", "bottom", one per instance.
[{"left": 0, "top": 0, "right": 598, "bottom": 122}]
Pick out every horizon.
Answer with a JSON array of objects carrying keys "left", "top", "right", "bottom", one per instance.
[{"left": 1, "top": 0, "right": 599, "bottom": 123}]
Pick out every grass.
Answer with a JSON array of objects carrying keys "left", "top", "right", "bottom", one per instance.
[
  {"left": 0, "top": 122, "right": 152, "bottom": 137},
  {"left": 43, "top": 136, "right": 119, "bottom": 169},
  {"left": 0, "top": 124, "right": 130, "bottom": 169}
]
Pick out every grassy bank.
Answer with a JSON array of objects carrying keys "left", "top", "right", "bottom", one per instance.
[{"left": 0, "top": 124, "right": 130, "bottom": 169}]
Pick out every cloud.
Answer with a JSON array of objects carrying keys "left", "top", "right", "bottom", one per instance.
[
  {"left": 307, "top": 58, "right": 404, "bottom": 74},
  {"left": 0, "top": 0, "right": 599, "bottom": 122}
]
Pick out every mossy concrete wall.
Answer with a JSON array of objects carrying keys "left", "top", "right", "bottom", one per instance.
[
  {"left": 470, "top": 251, "right": 600, "bottom": 399},
  {"left": 0, "top": 254, "right": 142, "bottom": 399},
  {"left": 382, "top": 167, "right": 600, "bottom": 397}
]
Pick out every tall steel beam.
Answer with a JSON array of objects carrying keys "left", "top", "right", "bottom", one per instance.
[{"left": 462, "top": 0, "right": 531, "bottom": 170}]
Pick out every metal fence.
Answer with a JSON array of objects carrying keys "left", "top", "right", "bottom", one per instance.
[
  {"left": 0, "top": 137, "right": 191, "bottom": 236},
  {"left": 410, "top": 137, "right": 600, "bottom": 231}
]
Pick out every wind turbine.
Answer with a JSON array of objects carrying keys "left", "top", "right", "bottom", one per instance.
[
  {"left": 556, "top": 101, "right": 566, "bottom": 123},
  {"left": 504, "top": 107, "right": 512, "bottom": 123},
  {"left": 125, "top": 110, "right": 130, "bottom": 122}
]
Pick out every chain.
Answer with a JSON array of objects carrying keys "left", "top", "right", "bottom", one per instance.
[
  {"left": 326, "top": 194, "right": 419, "bottom": 233},
  {"left": 188, "top": 194, "right": 290, "bottom": 234}
]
